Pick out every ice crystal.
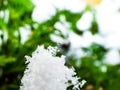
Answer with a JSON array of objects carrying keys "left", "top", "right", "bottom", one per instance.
[{"left": 20, "top": 45, "right": 85, "bottom": 90}]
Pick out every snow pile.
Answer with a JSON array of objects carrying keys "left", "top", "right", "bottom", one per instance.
[{"left": 20, "top": 45, "right": 85, "bottom": 90}]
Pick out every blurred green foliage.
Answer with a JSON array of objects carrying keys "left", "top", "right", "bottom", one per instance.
[{"left": 0, "top": 0, "right": 120, "bottom": 90}]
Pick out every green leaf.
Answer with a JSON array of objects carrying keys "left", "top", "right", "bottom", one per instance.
[
  {"left": 89, "top": 20, "right": 99, "bottom": 35},
  {"left": 0, "top": 55, "right": 16, "bottom": 66}
]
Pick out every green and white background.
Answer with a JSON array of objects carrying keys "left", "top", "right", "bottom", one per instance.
[{"left": 0, "top": 0, "right": 120, "bottom": 90}]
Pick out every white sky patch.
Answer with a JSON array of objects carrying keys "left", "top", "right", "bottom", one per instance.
[
  {"left": 32, "top": 0, "right": 86, "bottom": 23},
  {"left": 33, "top": 0, "right": 86, "bottom": 12},
  {"left": 95, "top": 0, "right": 120, "bottom": 50},
  {"left": 0, "top": 10, "right": 4, "bottom": 18},
  {"left": 104, "top": 49, "right": 120, "bottom": 65},
  {"left": 96, "top": 0, "right": 120, "bottom": 35},
  {"left": 69, "top": 31, "right": 93, "bottom": 48},
  {"left": 69, "top": 32, "right": 82, "bottom": 48},
  {"left": 19, "top": 25, "right": 31, "bottom": 44},
  {"left": 104, "top": 33, "right": 120, "bottom": 49},
  {"left": 68, "top": 47, "right": 85, "bottom": 59},
  {"left": 76, "top": 11, "right": 93, "bottom": 31},
  {"left": 69, "top": 31, "right": 104, "bottom": 48},
  {"left": 32, "top": 5, "right": 56, "bottom": 23},
  {"left": 0, "top": 9, "right": 9, "bottom": 23},
  {"left": 54, "top": 15, "right": 70, "bottom": 37},
  {"left": 54, "top": 22, "right": 69, "bottom": 36},
  {"left": 50, "top": 34, "right": 65, "bottom": 43},
  {"left": 81, "top": 31, "right": 93, "bottom": 47},
  {"left": 69, "top": 32, "right": 83, "bottom": 48},
  {"left": 63, "top": 0, "right": 86, "bottom": 13},
  {"left": 92, "top": 34, "right": 105, "bottom": 45}
]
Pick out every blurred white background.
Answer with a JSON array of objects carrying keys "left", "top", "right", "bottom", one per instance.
[{"left": 31, "top": 0, "right": 120, "bottom": 65}]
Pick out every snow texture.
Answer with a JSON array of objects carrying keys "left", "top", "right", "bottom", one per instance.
[{"left": 20, "top": 45, "right": 85, "bottom": 90}]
